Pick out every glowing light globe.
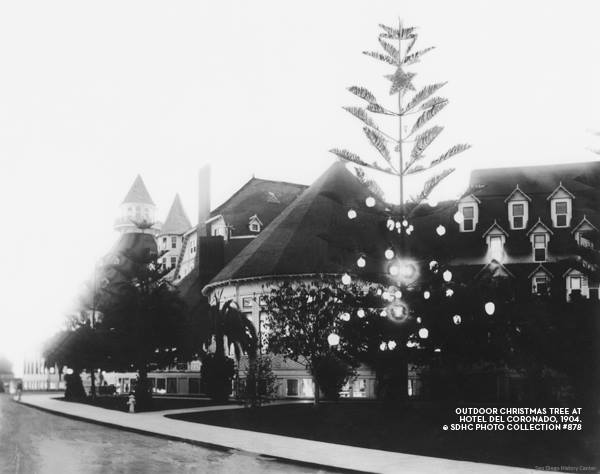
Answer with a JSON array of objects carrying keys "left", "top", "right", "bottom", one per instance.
[
  {"left": 436, "top": 225, "right": 446, "bottom": 236},
  {"left": 357, "top": 308, "right": 365, "bottom": 318},
  {"left": 395, "top": 290, "right": 402, "bottom": 299},
  {"left": 388, "top": 340, "right": 397, "bottom": 350},
  {"left": 418, "top": 328, "right": 429, "bottom": 339},
  {"left": 340, "top": 312, "right": 350, "bottom": 322},
  {"left": 443, "top": 270, "right": 452, "bottom": 282},
  {"left": 453, "top": 211, "right": 465, "bottom": 224},
  {"left": 380, "top": 309, "right": 387, "bottom": 317},
  {"left": 356, "top": 256, "right": 366, "bottom": 268},
  {"left": 402, "top": 219, "right": 409, "bottom": 227},
  {"left": 429, "top": 260, "right": 438, "bottom": 270},
  {"left": 434, "top": 348, "right": 442, "bottom": 353},
  {"left": 389, "top": 302, "right": 409, "bottom": 321},
  {"left": 327, "top": 333, "right": 340, "bottom": 346},
  {"left": 347, "top": 209, "right": 357, "bottom": 219},
  {"left": 445, "top": 288, "right": 454, "bottom": 297},
  {"left": 416, "top": 316, "right": 422, "bottom": 323},
  {"left": 389, "top": 265, "right": 399, "bottom": 276},
  {"left": 386, "top": 218, "right": 395, "bottom": 230},
  {"left": 453, "top": 314, "right": 462, "bottom": 325},
  {"left": 365, "top": 196, "right": 376, "bottom": 207},
  {"left": 379, "top": 342, "right": 387, "bottom": 351},
  {"left": 341, "top": 273, "right": 352, "bottom": 285},
  {"left": 428, "top": 199, "right": 438, "bottom": 207},
  {"left": 385, "top": 248, "right": 395, "bottom": 260},
  {"left": 423, "top": 290, "right": 431, "bottom": 300},
  {"left": 485, "top": 301, "right": 496, "bottom": 315}
]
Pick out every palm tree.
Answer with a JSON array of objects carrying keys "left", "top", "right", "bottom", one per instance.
[{"left": 202, "top": 297, "right": 258, "bottom": 401}]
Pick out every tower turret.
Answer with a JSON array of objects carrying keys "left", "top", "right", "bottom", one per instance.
[{"left": 114, "top": 175, "right": 160, "bottom": 235}]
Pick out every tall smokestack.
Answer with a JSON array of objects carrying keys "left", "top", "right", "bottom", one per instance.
[{"left": 196, "top": 165, "right": 211, "bottom": 269}]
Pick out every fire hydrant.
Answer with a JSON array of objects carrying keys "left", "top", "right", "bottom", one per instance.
[{"left": 127, "top": 394, "right": 136, "bottom": 413}]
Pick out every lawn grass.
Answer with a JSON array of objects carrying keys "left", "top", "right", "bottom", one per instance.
[
  {"left": 59, "top": 395, "right": 239, "bottom": 412},
  {"left": 168, "top": 401, "right": 599, "bottom": 469}
]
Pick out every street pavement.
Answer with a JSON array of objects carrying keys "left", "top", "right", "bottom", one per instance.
[
  {"left": 13, "top": 393, "right": 540, "bottom": 474},
  {"left": 0, "top": 394, "right": 339, "bottom": 474}
]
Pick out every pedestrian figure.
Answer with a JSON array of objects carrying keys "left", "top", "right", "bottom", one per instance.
[
  {"left": 127, "top": 393, "right": 136, "bottom": 413},
  {"left": 16, "top": 381, "right": 23, "bottom": 401}
]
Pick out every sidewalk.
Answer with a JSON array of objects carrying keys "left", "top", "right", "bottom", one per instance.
[{"left": 19, "top": 393, "right": 537, "bottom": 474}]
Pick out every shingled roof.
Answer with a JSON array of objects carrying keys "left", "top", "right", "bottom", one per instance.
[
  {"left": 122, "top": 175, "right": 155, "bottom": 205},
  {"left": 203, "top": 162, "right": 393, "bottom": 293},
  {"left": 209, "top": 177, "right": 307, "bottom": 238},
  {"left": 159, "top": 194, "right": 191, "bottom": 236},
  {"left": 409, "top": 161, "right": 600, "bottom": 280}
]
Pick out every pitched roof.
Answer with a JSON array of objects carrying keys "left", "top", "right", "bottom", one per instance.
[
  {"left": 122, "top": 175, "right": 155, "bottom": 205},
  {"left": 209, "top": 177, "right": 307, "bottom": 237},
  {"left": 159, "top": 194, "right": 191, "bottom": 235},
  {"left": 203, "top": 162, "right": 389, "bottom": 293}
]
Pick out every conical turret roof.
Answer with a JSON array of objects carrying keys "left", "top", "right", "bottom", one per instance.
[
  {"left": 160, "top": 194, "right": 192, "bottom": 235},
  {"left": 122, "top": 175, "right": 155, "bottom": 205}
]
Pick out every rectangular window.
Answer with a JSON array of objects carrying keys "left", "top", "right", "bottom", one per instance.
[
  {"left": 555, "top": 201, "right": 568, "bottom": 213},
  {"left": 170, "top": 256, "right": 176, "bottom": 267},
  {"left": 171, "top": 236, "right": 177, "bottom": 249},
  {"left": 167, "top": 378, "right": 177, "bottom": 394},
  {"left": 555, "top": 201, "right": 568, "bottom": 227},
  {"left": 512, "top": 203, "right": 524, "bottom": 229},
  {"left": 462, "top": 206, "right": 474, "bottom": 231},
  {"left": 535, "top": 276, "right": 548, "bottom": 295},
  {"left": 287, "top": 379, "right": 299, "bottom": 396},
  {"left": 570, "top": 276, "right": 581, "bottom": 290},
  {"left": 156, "top": 379, "right": 166, "bottom": 390},
  {"left": 534, "top": 234, "right": 546, "bottom": 261},
  {"left": 490, "top": 235, "right": 503, "bottom": 260}
]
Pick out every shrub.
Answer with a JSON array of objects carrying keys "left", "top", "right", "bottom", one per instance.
[
  {"left": 312, "top": 353, "right": 355, "bottom": 401},
  {"left": 240, "top": 355, "right": 278, "bottom": 408},
  {"left": 201, "top": 353, "right": 235, "bottom": 402},
  {"left": 64, "top": 372, "right": 86, "bottom": 400},
  {"left": 132, "top": 376, "right": 154, "bottom": 411}
]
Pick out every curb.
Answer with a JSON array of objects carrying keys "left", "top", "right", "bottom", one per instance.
[{"left": 18, "top": 400, "right": 373, "bottom": 474}]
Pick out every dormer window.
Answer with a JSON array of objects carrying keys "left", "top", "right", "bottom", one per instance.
[
  {"left": 572, "top": 216, "right": 597, "bottom": 249},
  {"left": 554, "top": 201, "right": 568, "bottom": 227},
  {"left": 533, "top": 234, "right": 547, "bottom": 262},
  {"left": 504, "top": 185, "right": 531, "bottom": 230},
  {"left": 248, "top": 214, "right": 263, "bottom": 233},
  {"left": 547, "top": 182, "right": 574, "bottom": 228},
  {"left": 458, "top": 194, "right": 481, "bottom": 232},
  {"left": 462, "top": 206, "right": 475, "bottom": 231},
  {"left": 563, "top": 268, "right": 588, "bottom": 301},
  {"left": 528, "top": 265, "right": 552, "bottom": 296},
  {"left": 489, "top": 235, "right": 504, "bottom": 261},
  {"left": 526, "top": 219, "right": 553, "bottom": 263},
  {"left": 482, "top": 220, "right": 508, "bottom": 262}
]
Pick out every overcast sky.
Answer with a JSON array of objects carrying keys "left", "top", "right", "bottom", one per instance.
[{"left": 1, "top": 0, "right": 599, "bottom": 372}]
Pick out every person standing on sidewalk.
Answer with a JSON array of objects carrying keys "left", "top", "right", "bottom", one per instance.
[{"left": 15, "top": 381, "right": 23, "bottom": 401}]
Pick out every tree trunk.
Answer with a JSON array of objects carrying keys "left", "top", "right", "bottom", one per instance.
[
  {"left": 89, "top": 368, "right": 96, "bottom": 398},
  {"left": 313, "top": 376, "right": 320, "bottom": 405}
]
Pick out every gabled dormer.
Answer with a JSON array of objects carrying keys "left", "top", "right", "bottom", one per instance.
[
  {"left": 482, "top": 220, "right": 509, "bottom": 262},
  {"left": 571, "top": 216, "right": 598, "bottom": 249},
  {"left": 504, "top": 185, "right": 531, "bottom": 230},
  {"left": 526, "top": 218, "right": 554, "bottom": 262},
  {"left": 527, "top": 264, "right": 552, "bottom": 296},
  {"left": 547, "top": 182, "right": 574, "bottom": 228},
  {"left": 248, "top": 214, "right": 263, "bottom": 233},
  {"left": 458, "top": 194, "right": 481, "bottom": 232}
]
